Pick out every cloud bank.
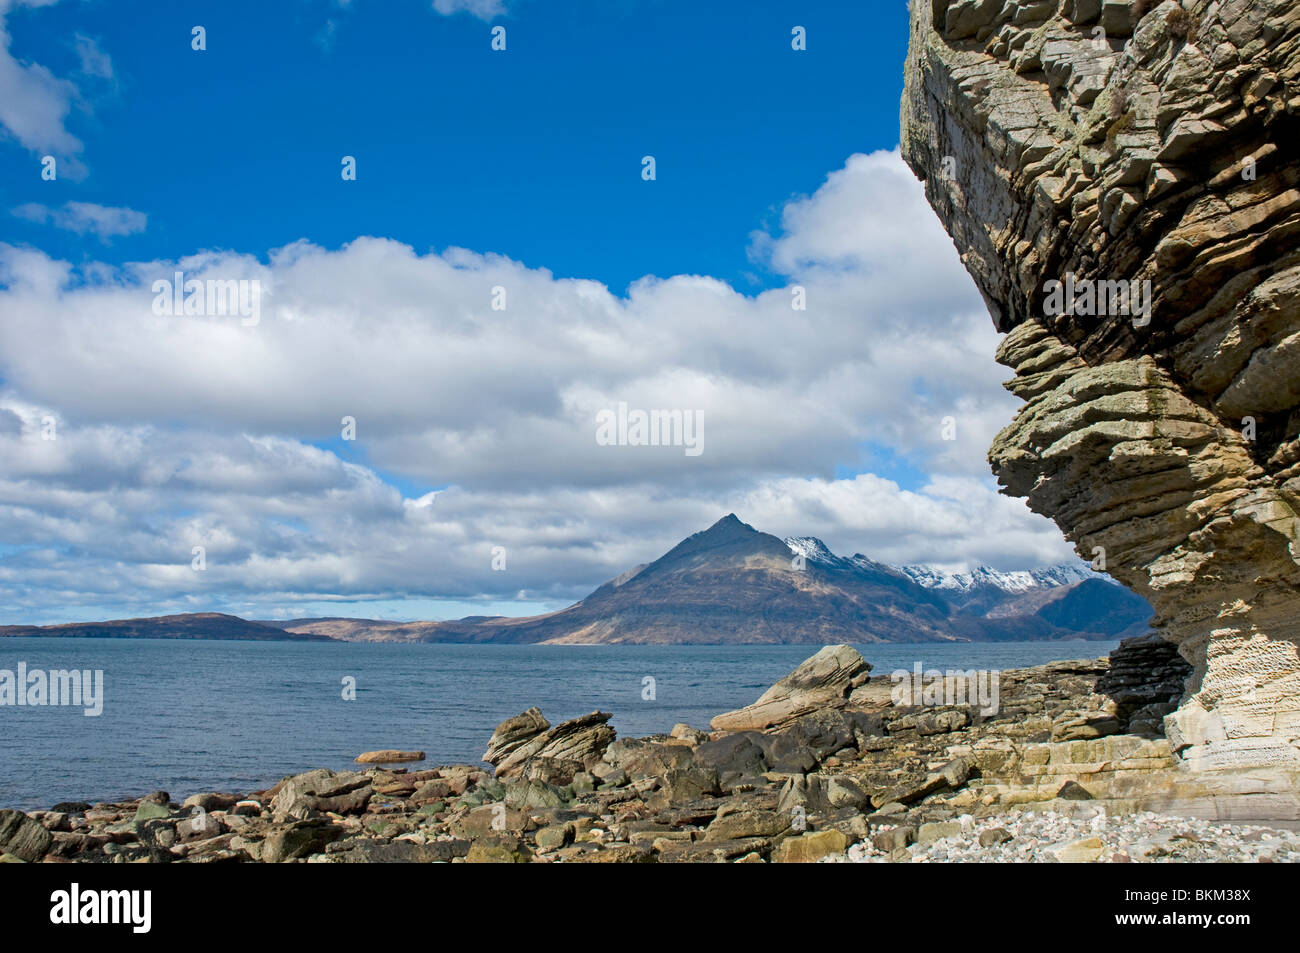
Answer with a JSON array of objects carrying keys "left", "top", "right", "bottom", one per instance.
[{"left": 0, "top": 150, "right": 1077, "bottom": 623}]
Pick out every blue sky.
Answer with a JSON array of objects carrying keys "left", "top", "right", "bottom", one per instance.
[
  {"left": 0, "top": 0, "right": 1077, "bottom": 625},
  {"left": 2, "top": 0, "right": 898, "bottom": 292}
]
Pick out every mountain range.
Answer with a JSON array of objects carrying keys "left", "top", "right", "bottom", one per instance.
[{"left": 0, "top": 515, "right": 1153, "bottom": 644}]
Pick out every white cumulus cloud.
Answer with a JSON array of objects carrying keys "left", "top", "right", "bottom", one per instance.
[{"left": 0, "top": 150, "right": 1075, "bottom": 623}]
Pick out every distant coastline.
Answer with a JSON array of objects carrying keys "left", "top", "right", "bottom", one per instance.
[{"left": 0, "top": 516, "right": 1152, "bottom": 647}]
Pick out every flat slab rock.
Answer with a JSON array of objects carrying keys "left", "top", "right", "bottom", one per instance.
[{"left": 355, "top": 750, "right": 426, "bottom": 764}]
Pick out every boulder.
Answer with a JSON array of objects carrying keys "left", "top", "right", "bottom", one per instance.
[
  {"left": 0, "top": 809, "right": 52, "bottom": 862},
  {"left": 871, "top": 826, "right": 915, "bottom": 852},
  {"left": 133, "top": 800, "right": 171, "bottom": 822},
  {"left": 261, "top": 820, "right": 344, "bottom": 863},
  {"left": 693, "top": 732, "right": 769, "bottom": 777},
  {"left": 355, "top": 749, "right": 425, "bottom": 764},
  {"left": 465, "top": 833, "right": 532, "bottom": 863},
  {"left": 182, "top": 792, "right": 239, "bottom": 812},
  {"left": 503, "top": 779, "right": 567, "bottom": 810},
  {"left": 979, "top": 828, "right": 1013, "bottom": 847},
  {"left": 648, "top": 765, "right": 722, "bottom": 808},
  {"left": 270, "top": 769, "right": 372, "bottom": 818},
  {"left": 603, "top": 737, "right": 695, "bottom": 777},
  {"left": 772, "top": 829, "right": 847, "bottom": 863},
  {"left": 483, "top": 710, "right": 615, "bottom": 778},
  {"left": 710, "top": 645, "right": 872, "bottom": 731},
  {"left": 702, "top": 809, "right": 790, "bottom": 842}
]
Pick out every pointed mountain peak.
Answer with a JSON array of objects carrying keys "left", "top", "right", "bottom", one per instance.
[
  {"left": 708, "top": 513, "right": 750, "bottom": 532},
  {"left": 686, "top": 513, "right": 761, "bottom": 544},
  {"left": 636, "top": 513, "right": 784, "bottom": 572}
]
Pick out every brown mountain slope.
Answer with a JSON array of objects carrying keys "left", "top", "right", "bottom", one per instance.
[{"left": 0, "top": 612, "right": 334, "bottom": 641}]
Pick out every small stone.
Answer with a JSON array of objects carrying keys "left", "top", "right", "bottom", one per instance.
[
  {"left": 1052, "top": 836, "right": 1105, "bottom": 863},
  {"left": 917, "top": 820, "right": 963, "bottom": 844},
  {"left": 979, "top": 827, "right": 1013, "bottom": 847}
]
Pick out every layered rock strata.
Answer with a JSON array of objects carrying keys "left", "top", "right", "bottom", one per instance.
[
  {"left": 9, "top": 642, "right": 1297, "bottom": 864},
  {"left": 901, "top": 0, "right": 1300, "bottom": 770}
]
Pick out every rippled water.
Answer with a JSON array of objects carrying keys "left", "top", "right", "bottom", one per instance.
[{"left": 0, "top": 638, "right": 1117, "bottom": 810}]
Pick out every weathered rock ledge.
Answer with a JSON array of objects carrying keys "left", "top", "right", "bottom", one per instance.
[
  {"left": 4, "top": 643, "right": 1296, "bottom": 864},
  {"left": 900, "top": 0, "right": 1300, "bottom": 772}
]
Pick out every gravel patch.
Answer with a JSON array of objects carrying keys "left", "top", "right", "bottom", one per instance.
[{"left": 831, "top": 809, "right": 1300, "bottom": 863}]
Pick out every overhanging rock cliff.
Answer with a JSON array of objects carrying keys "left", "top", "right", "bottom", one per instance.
[{"left": 901, "top": 0, "right": 1300, "bottom": 772}]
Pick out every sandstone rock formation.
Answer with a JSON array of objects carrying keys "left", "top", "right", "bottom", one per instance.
[
  {"left": 481, "top": 708, "right": 616, "bottom": 779},
  {"left": 710, "top": 644, "right": 873, "bottom": 731},
  {"left": 901, "top": 0, "right": 1300, "bottom": 771}
]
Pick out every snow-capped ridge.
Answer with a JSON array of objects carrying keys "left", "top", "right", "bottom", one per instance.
[
  {"left": 898, "top": 562, "right": 1096, "bottom": 592},
  {"left": 784, "top": 536, "right": 839, "bottom": 566},
  {"left": 782, "top": 536, "right": 1094, "bottom": 591}
]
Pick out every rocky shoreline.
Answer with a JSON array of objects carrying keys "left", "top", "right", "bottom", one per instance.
[{"left": 2, "top": 638, "right": 1297, "bottom": 864}]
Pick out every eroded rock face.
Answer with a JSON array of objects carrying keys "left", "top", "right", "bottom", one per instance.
[{"left": 901, "top": 0, "right": 1300, "bottom": 770}]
